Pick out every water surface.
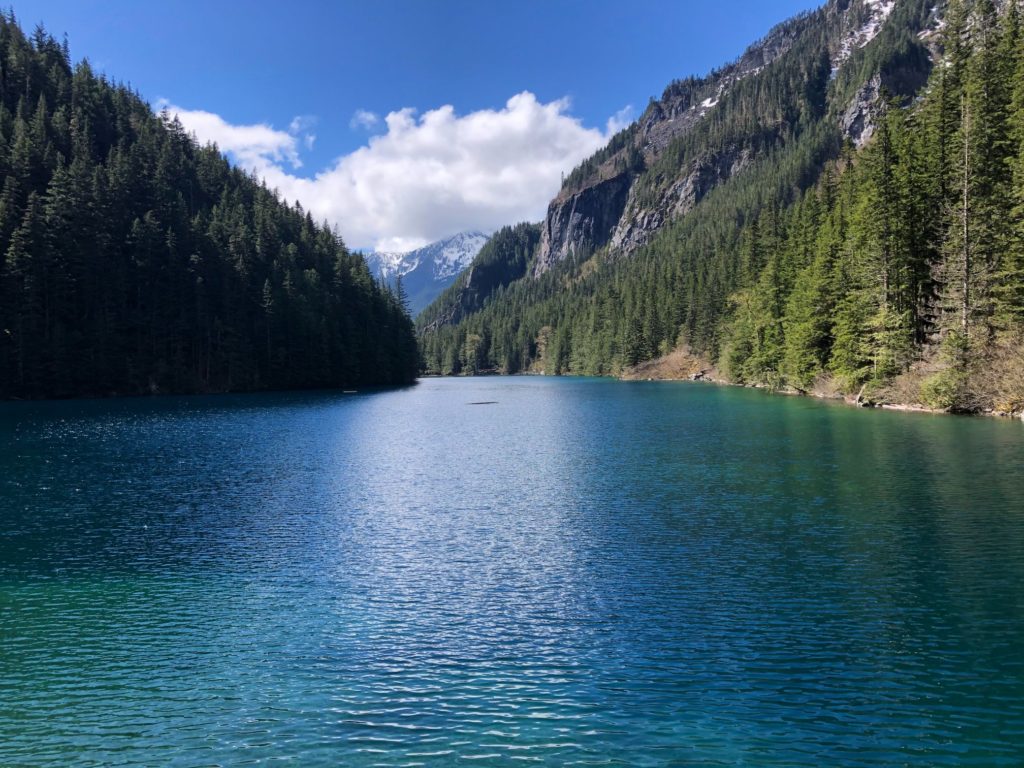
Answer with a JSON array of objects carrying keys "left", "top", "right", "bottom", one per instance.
[{"left": 2, "top": 378, "right": 1024, "bottom": 766}]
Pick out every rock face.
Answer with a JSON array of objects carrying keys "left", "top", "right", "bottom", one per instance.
[
  {"left": 611, "top": 146, "right": 752, "bottom": 254},
  {"left": 531, "top": 0, "right": 935, "bottom": 277},
  {"left": 842, "top": 73, "right": 884, "bottom": 148},
  {"left": 532, "top": 6, "right": 809, "bottom": 274},
  {"left": 534, "top": 173, "right": 632, "bottom": 276}
]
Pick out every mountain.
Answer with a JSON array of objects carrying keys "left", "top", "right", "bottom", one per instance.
[
  {"left": 419, "top": 223, "right": 541, "bottom": 331},
  {"left": 419, "top": 0, "right": 1024, "bottom": 415},
  {"left": 364, "top": 232, "right": 489, "bottom": 316},
  {"left": 0, "top": 14, "right": 418, "bottom": 399},
  {"left": 532, "top": 0, "right": 931, "bottom": 275},
  {"left": 421, "top": 0, "right": 937, "bottom": 362}
]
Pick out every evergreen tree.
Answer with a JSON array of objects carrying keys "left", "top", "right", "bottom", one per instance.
[
  {"left": 417, "top": 0, "right": 1024, "bottom": 412},
  {"left": 0, "top": 15, "right": 418, "bottom": 398}
]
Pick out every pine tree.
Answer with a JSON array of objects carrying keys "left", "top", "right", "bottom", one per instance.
[
  {"left": 0, "top": 15, "right": 418, "bottom": 398},
  {"left": 1000, "top": 1, "right": 1024, "bottom": 332}
]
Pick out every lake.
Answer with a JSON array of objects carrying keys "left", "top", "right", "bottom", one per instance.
[{"left": 2, "top": 377, "right": 1023, "bottom": 766}]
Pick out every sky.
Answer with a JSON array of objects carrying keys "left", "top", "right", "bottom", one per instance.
[{"left": 22, "top": 0, "right": 822, "bottom": 251}]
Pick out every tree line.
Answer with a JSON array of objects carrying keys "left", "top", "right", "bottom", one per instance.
[
  {"left": 420, "top": 0, "right": 1024, "bottom": 414},
  {"left": 0, "top": 14, "right": 418, "bottom": 399},
  {"left": 722, "top": 0, "right": 1023, "bottom": 411}
]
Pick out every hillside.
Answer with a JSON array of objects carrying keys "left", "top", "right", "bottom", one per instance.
[
  {"left": 0, "top": 14, "right": 418, "bottom": 399},
  {"left": 533, "top": 0, "right": 934, "bottom": 273},
  {"left": 419, "top": 0, "right": 1024, "bottom": 415}
]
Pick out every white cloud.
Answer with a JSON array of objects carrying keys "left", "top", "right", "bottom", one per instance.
[
  {"left": 607, "top": 105, "right": 636, "bottom": 135},
  {"left": 288, "top": 115, "right": 314, "bottom": 134},
  {"left": 289, "top": 115, "right": 317, "bottom": 151},
  {"left": 158, "top": 99, "right": 304, "bottom": 169},
  {"left": 350, "top": 109, "right": 380, "bottom": 131},
  {"left": 164, "top": 92, "right": 628, "bottom": 252}
]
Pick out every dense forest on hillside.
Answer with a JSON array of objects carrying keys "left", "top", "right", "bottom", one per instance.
[
  {"left": 418, "top": 224, "right": 540, "bottom": 329},
  {"left": 420, "top": 0, "right": 1024, "bottom": 415},
  {"left": 721, "top": 0, "right": 1024, "bottom": 411},
  {"left": 0, "top": 14, "right": 418, "bottom": 399}
]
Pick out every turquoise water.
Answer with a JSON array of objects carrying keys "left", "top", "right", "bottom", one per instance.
[{"left": 2, "top": 377, "right": 1024, "bottom": 766}]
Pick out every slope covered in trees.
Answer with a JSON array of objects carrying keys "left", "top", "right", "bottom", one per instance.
[
  {"left": 418, "top": 223, "right": 541, "bottom": 373},
  {"left": 419, "top": 0, "right": 1024, "bottom": 415},
  {"left": 0, "top": 14, "right": 418, "bottom": 399},
  {"left": 721, "top": 0, "right": 1024, "bottom": 412}
]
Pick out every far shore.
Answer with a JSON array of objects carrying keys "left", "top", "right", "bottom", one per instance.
[
  {"left": 427, "top": 348, "right": 1024, "bottom": 422},
  {"left": 619, "top": 348, "right": 1024, "bottom": 421}
]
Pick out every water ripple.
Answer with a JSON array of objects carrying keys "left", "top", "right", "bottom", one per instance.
[{"left": 1, "top": 380, "right": 1023, "bottom": 766}]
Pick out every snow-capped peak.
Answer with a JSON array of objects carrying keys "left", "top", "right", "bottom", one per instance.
[
  {"left": 427, "top": 231, "right": 490, "bottom": 279},
  {"left": 362, "top": 231, "right": 490, "bottom": 315},
  {"left": 372, "top": 250, "right": 420, "bottom": 280},
  {"left": 366, "top": 231, "right": 489, "bottom": 281}
]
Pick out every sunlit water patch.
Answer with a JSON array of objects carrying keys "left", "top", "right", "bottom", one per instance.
[{"left": 2, "top": 378, "right": 1023, "bottom": 766}]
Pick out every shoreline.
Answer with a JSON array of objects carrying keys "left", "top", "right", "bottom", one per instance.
[
  {"left": 430, "top": 350, "right": 1022, "bottom": 421},
  {"left": 612, "top": 346, "right": 1024, "bottom": 421},
  {"left": 430, "top": 368, "right": 1024, "bottom": 420},
  {"left": 0, "top": 381, "right": 420, "bottom": 405},
  {"left": 620, "top": 367, "right": 1023, "bottom": 422}
]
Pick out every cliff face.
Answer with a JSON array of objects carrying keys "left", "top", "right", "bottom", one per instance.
[
  {"left": 533, "top": 173, "right": 632, "bottom": 275},
  {"left": 534, "top": 20, "right": 799, "bottom": 274},
  {"left": 610, "top": 145, "right": 753, "bottom": 254},
  {"left": 531, "top": 0, "right": 938, "bottom": 276}
]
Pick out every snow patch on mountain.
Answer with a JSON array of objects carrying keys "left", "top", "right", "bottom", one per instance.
[
  {"left": 363, "top": 231, "right": 490, "bottom": 315},
  {"left": 373, "top": 251, "right": 420, "bottom": 280},
  {"left": 835, "top": 0, "right": 896, "bottom": 68},
  {"left": 369, "top": 232, "right": 488, "bottom": 281},
  {"left": 429, "top": 231, "right": 490, "bottom": 279}
]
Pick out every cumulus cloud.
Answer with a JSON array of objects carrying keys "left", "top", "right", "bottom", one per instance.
[
  {"left": 164, "top": 92, "right": 627, "bottom": 252},
  {"left": 158, "top": 99, "right": 305, "bottom": 169},
  {"left": 350, "top": 109, "right": 380, "bottom": 131},
  {"left": 607, "top": 105, "right": 636, "bottom": 135}
]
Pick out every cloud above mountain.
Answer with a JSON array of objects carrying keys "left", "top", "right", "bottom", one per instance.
[{"left": 162, "top": 93, "right": 630, "bottom": 252}]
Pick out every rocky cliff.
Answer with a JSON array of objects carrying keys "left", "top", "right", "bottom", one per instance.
[
  {"left": 533, "top": 173, "right": 632, "bottom": 275},
  {"left": 532, "top": 0, "right": 940, "bottom": 275}
]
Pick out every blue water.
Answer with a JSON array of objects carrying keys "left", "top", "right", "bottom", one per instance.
[{"left": 2, "top": 377, "right": 1024, "bottom": 766}]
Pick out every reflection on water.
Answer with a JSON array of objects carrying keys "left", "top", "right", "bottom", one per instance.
[{"left": 1, "top": 378, "right": 1023, "bottom": 766}]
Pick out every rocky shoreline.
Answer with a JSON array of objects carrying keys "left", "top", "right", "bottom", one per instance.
[{"left": 620, "top": 349, "right": 1024, "bottom": 422}]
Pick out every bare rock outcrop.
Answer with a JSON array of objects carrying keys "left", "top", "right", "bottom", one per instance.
[
  {"left": 533, "top": 173, "right": 632, "bottom": 275},
  {"left": 531, "top": 0, "right": 934, "bottom": 278}
]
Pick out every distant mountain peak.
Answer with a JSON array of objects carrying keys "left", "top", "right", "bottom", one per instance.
[
  {"left": 371, "top": 250, "right": 421, "bottom": 280},
  {"left": 419, "top": 231, "right": 491, "bottom": 280},
  {"left": 364, "top": 231, "right": 490, "bottom": 315}
]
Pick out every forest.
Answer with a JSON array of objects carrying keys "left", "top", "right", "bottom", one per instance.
[
  {"left": 419, "top": 0, "right": 1024, "bottom": 415},
  {"left": 0, "top": 14, "right": 418, "bottom": 399}
]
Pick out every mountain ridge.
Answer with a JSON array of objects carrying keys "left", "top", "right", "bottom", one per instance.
[
  {"left": 421, "top": 0, "right": 938, "bottom": 355},
  {"left": 532, "top": 0, "right": 936, "bottom": 275},
  {"left": 365, "top": 231, "right": 489, "bottom": 315},
  {"left": 416, "top": 0, "right": 1024, "bottom": 418}
]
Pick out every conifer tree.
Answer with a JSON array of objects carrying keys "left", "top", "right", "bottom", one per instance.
[{"left": 0, "top": 15, "right": 418, "bottom": 398}]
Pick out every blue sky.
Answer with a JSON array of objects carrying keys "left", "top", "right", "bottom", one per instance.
[{"left": 22, "top": 0, "right": 822, "bottom": 250}]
